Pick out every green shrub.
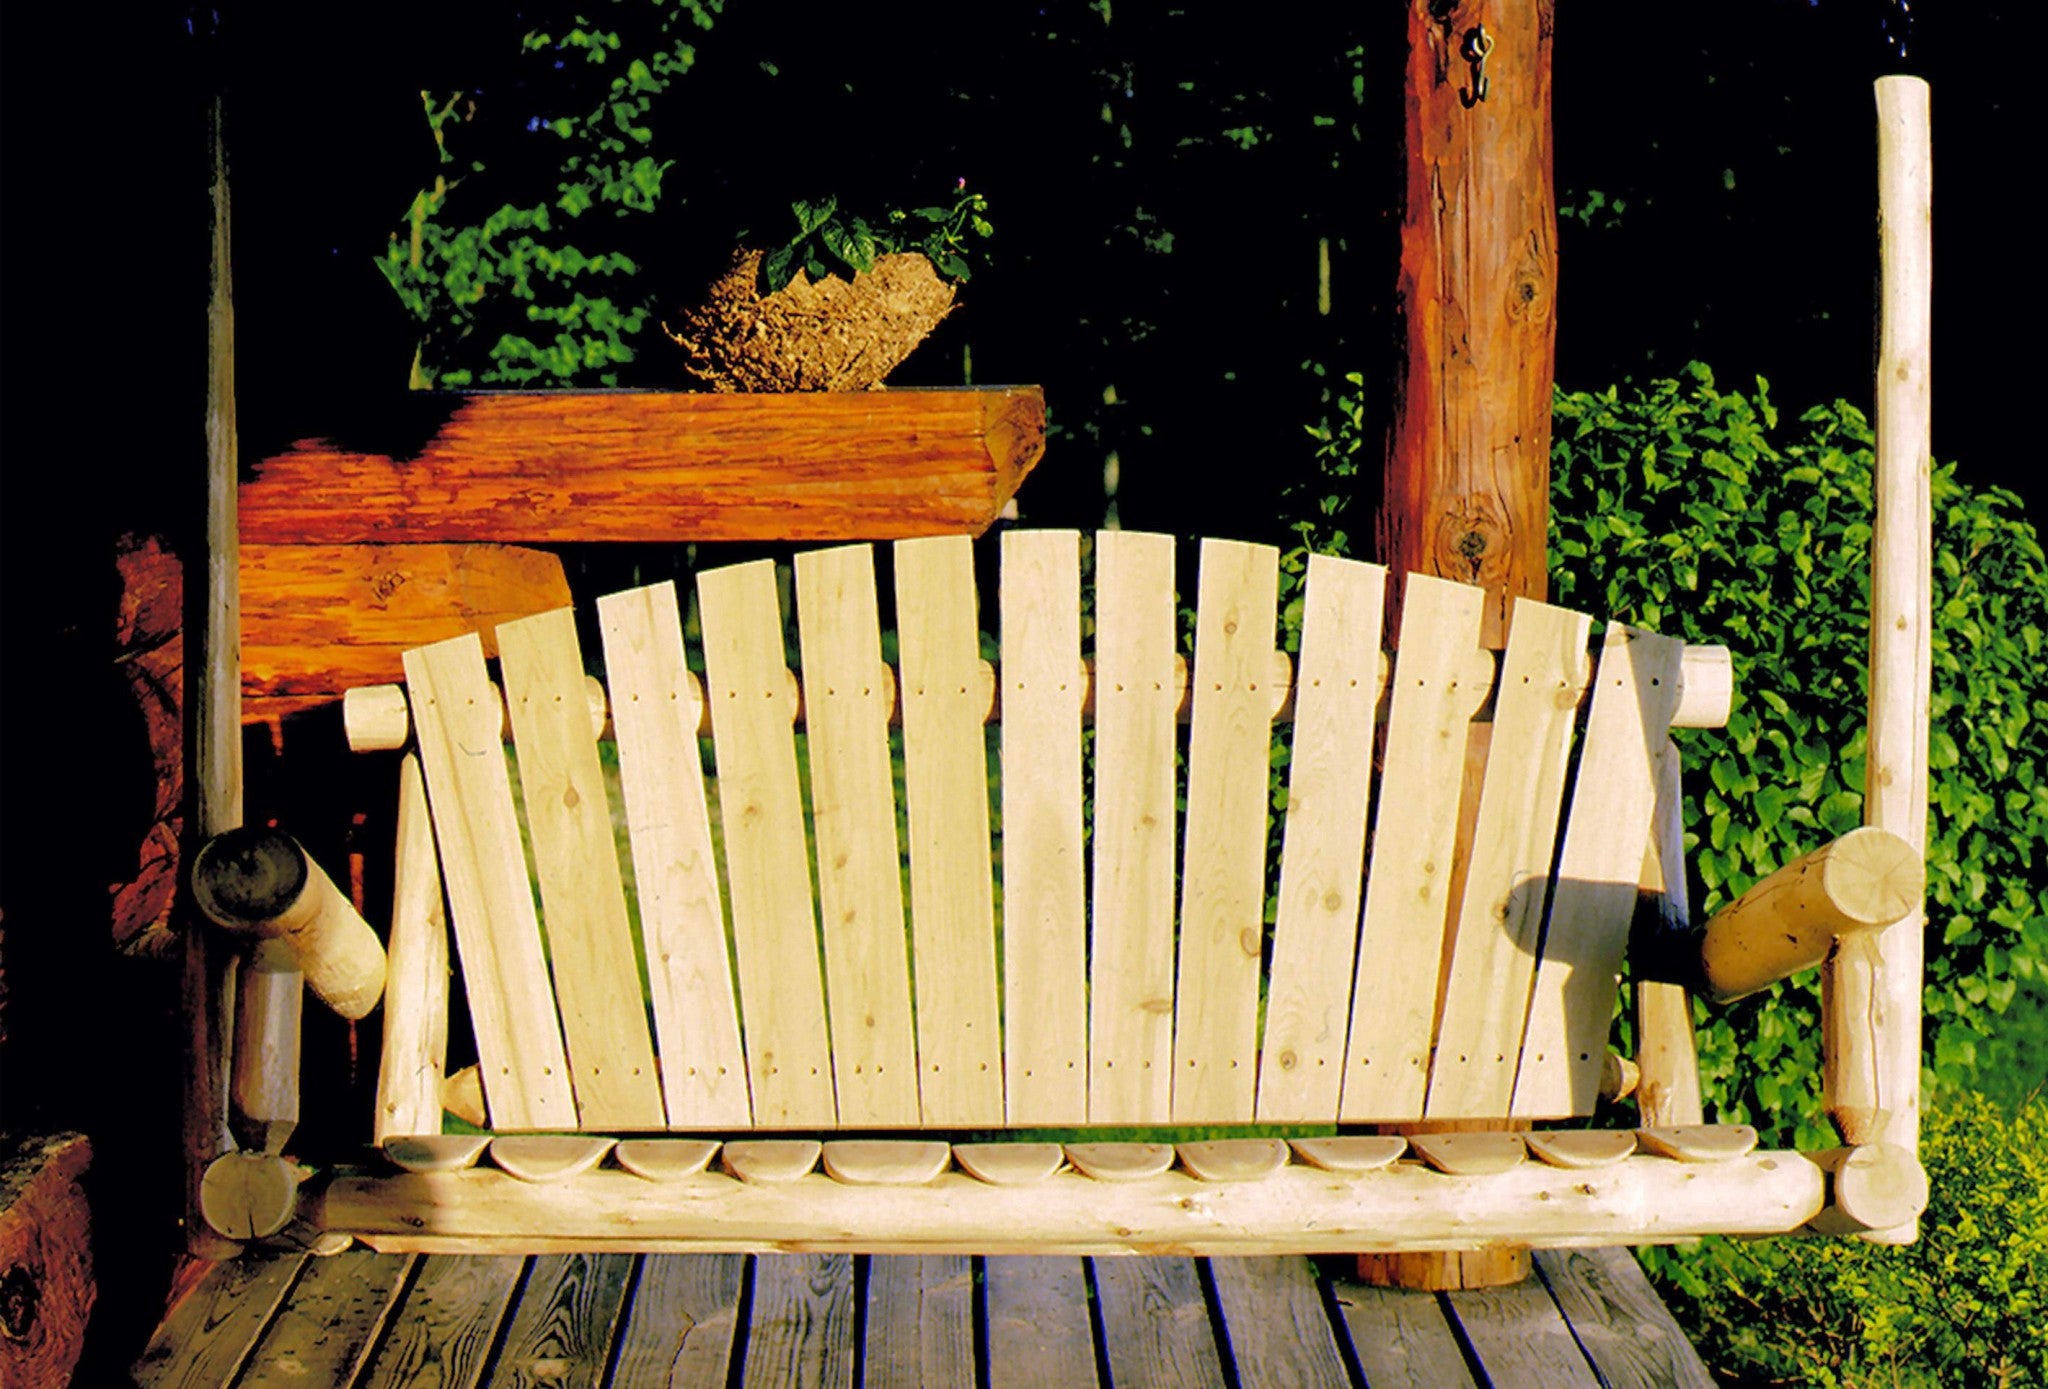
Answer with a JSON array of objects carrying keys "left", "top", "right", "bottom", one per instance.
[
  {"left": 1643, "top": 1089, "right": 2048, "bottom": 1388},
  {"left": 1550, "top": 364, "right": 2048, "bottom": 1144}
]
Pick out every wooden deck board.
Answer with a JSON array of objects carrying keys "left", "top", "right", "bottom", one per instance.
[
  {"left": 607, "top": 1255, "right": 747, "bottom": 1389},
  {"left": 481, "top": 1252, "right": 635, "bottom": 1389},
  {"left": 1535, "top": 1248, "right": 1716, "bottom": 1389},
  {"left": 131, "top": 1253, "right": 307, "bottom": 1388},
  {"left": 1446, "top": 1275, "right": 1604, "bottom": 1389},
  {"left": 861, "top": 1254, "right": 977, "bottom": 1389},
  {"left": 357, "top": 1256, "right": 525, "bottom": 1389},
  {"left": 235, "top": 1250, "right": 414, "bottom": 1387},
  {"left": 1091, "top": 1256, "right": 1229, "bottom": 1389},
  {"left": 739, "top": 1253, "right": 857, "bottom": 1389},
  {"left": 1327, "top": 1274, "right": 1478, "bottom": 1389},
  {"left": 140, "top": 1247, "right": 1713, "bottom": 1387},
  {"left": 984, "top": 1255, "right": 1100, "bottom": 1389},
  {"left": 1206, "top": 1256, "right": 1350, "bottom": 1389}
]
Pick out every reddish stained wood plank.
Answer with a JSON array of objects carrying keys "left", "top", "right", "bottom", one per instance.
[
  {"left": 240, "top": 388, "right": 1045, "bottom": 544},
  {"left": 241, "top": 543, "right": 570, "bottom": 706}
]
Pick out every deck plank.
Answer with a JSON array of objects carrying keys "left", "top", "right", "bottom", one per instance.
[
  {"left": 862, "top": 1254, "right": 976, "bottom": 1389},
  {"left": 739, "top": 1253, "right": 857, "bottom": 1389},
  {"left": 358, "top": 1256, "right": 525, "bottom": 1389},
  {"left": 1535, "top": 1248, "right": 1715, "bottom": 1389},
  {"left": 131, "top": 1254, "right": 306, "bottom": 1389},
  {"left": 1091, "top": 1256, "right": 1228, "bottom": 1389},
  {"left": 235, "top": 1250, "right": 414, "bottom": 1386},
  {"left": 984, "top": 1256, "right": 1100, "bottom": 1389},
  {"left": 1326, "top": 1276, "right": 1476, "bottom": 1389},
  {"left": 608, "top": 1255, "right": 746, "bottom": 1389},
  {"left": 1445, "top": 1277, "right": 1602, "bottom": 1389},
  {"left": 482, "top": 1253, "right": 634, "bottom": 1389},
  {"left": 1205, "top": 1257, "right": 1349, "bottom": 1389}
]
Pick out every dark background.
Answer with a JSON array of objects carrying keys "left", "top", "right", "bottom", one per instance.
[{"left": 0, "top": 1, "right": 2015, "bottom": 1371}]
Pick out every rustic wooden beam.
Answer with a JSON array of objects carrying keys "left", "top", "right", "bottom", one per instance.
[
  {"left": 241, "top": 542, "right": 571, "bottom": 719},
  {"left": 308, "top": 1154, "right": 1824, "bottom": 1256},
  {"left": 239, "top": 388, "right": 1045, "bottom": 545},
  {"left": 1826, "top": 77, "right": 1931, "bottom": 1247}
]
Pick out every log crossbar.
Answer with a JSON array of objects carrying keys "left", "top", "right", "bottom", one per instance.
[{"left": 204, "top": 528, "right": 1920, "bottom": 1253}]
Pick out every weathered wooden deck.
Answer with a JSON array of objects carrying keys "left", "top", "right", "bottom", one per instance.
[{"left": 132, "top": 1247, "right": 1712, "bottom": 1387}]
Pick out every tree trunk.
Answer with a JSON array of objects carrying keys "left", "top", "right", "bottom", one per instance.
[{"left": 1365, "top": 0, "right": 1557, "bottom": 1292}]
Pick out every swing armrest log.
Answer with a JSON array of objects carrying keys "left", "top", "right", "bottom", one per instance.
[{"left": 1696, "top": 826, "right": 1924, "bottom": 1003}]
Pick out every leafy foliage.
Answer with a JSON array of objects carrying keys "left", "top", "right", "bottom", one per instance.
[
  {"left": 758, "top": 187, "right": 993, "bottom": 293},
  {"left": 1551, "top": 364, "right": 2048, "bottom": 1145},
  {"left": 1644, "top": 1090, "right": 2048, "bottom": 1388},
  {"left": 374, "top": 0, "right": 722, "bottom": 387}
]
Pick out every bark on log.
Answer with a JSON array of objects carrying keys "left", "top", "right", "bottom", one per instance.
[
  {"left": 1376, "top": 0, "right": 1557, "bottom": 647},
  {"left": 113, "top": 534, "right": 186, "bottom": 955},
  {"left": 0, "top": 1133, "right": 94, "bottom": 1389}
]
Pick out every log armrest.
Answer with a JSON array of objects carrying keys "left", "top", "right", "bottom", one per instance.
[{"left": 1697, "top": 826, "right": 1924, "bottom": 1003}]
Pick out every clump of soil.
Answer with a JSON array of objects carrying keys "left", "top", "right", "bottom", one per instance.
[{"left": 665, "top": 249, "right": 955, "bottom": 392}]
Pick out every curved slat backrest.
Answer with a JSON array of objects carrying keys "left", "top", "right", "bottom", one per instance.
[{"left": 393, "top": 530, "right": 1689, "bottom": 1136}]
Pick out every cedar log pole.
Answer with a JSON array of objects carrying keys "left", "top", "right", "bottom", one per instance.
[
  {"left": 183, "top": 94, "right": 244, "bottom": 1260},
  {"left": 1825, "top": 75, "right": 1932, "bottom": 1243},
  {"left": 1360, "top": 0, "right": 1556, "bottom": 1293}
]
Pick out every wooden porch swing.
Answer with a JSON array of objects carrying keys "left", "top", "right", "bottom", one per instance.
[{"left": 131, "top": 70, "right": 1932, "bottom": 1389}]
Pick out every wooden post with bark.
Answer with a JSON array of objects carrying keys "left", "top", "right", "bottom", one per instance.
[
  {"left": 1361, "top": 0, "right": 1558, "bottom": 1293},
  {"left": 182, "top": 93, "right": 245, "bottom": 1262}
]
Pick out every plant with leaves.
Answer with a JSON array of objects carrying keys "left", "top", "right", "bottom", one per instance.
[
  {"left": 756, "top": 186, "right": 993, "bottom": 294},
  {"left": 1549, "top": 363, "right": 2048, "bottom": 1145},
  {"left": 376, "top": 0, "right": 722, "bottom": 387},
  {"left": 1646, "top": 1089, "right": 2048, "bottom": 1387}
]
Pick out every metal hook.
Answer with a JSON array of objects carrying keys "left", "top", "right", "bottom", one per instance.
[{"left": 1460, "top": 24, "right": 1493, "bottom": 108}]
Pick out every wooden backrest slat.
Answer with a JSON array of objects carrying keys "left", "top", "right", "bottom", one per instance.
[
  {"left": 374, "top": 752, "right": 450, "bottom": 1144},
  {"left": 893, "top": 537, "right": 1005, "bottom": 1126},
  {"left": 1423, "top": 599, "right": 1593, "bottom": 1119},
  {"left": 795, "top": 545, "right": 920, "bottom": 1127},
  {"left": 498, "top": 607, "right": 666, "bottom": 1130},
  {"left": 999, "top": 530, "right": 1089, "bottom": 1124},
  {"left": 597, "top": 582, "right": 752, "bottom": 1128},
  {"left": 403, "top": 633, "right": 577, "bottom": 1130},
  {"left": 1255, "top": 554, "right": 1387, "bottom": 1123},
  {"left": 1086, "top": 530, "right": 1181, "bottom": 1124},
  {"left": 698, "top": 561, "right": 837, "bottom": 1127},
  {"left": 1170, "top": 538, "right": 1281, "bottom": 1124},
  {"left": 1338, "top": 577, "right": 1493, "bottom": 1123},
  {"left": 1512, "top": 624, "right": 1685, "bottom": 1118}
]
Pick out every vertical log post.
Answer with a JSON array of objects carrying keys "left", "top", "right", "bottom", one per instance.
[
  {"left": 183, "top": 93, "right": 244, "bottom": 1261},
  {"left": 1825, "top": 75, "right": 1931, "bottom": 1243},
  {"left": 1375, "top": 0, "right": 1556, "bottom": 643},
  {"left": 1360, "top": 0, "right": 1557, "bottom": 1293}
]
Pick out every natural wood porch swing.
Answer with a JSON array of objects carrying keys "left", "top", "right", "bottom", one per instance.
[
  {"left": 139, "top": 74, "right": 1935, "bottom": 1389},
  {"left": 176, "top": 80, "right": 1933, "bottom": 1272}
]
